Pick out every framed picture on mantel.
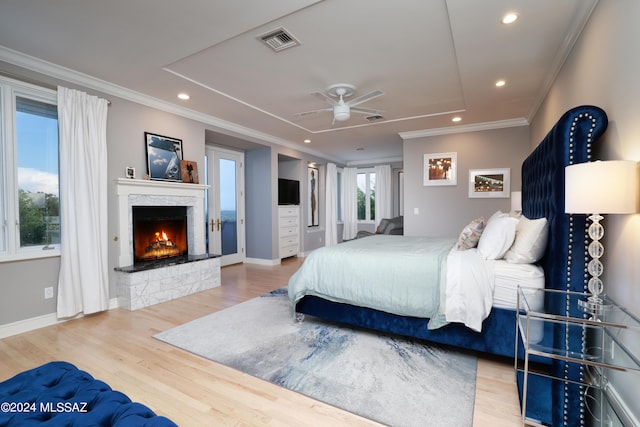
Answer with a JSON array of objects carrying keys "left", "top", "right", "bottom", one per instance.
[
  {"left": 180, "top": 160, "right": 199, "bottom": 184},
  {"left": 144, "top": 132, "right": 183, "bottom": 182}
]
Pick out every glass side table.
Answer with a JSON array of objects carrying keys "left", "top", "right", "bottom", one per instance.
[{"left": 516, "top": 287, "right": 640, "bottom": 426}]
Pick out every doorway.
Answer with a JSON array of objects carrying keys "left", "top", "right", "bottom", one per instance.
[{"left": 206, "top": 146, "right": 245, "bottom": 266}]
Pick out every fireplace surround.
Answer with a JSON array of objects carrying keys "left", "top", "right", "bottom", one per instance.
[{"left": 114, "top": 178, "right": 219, "bottom": 310}]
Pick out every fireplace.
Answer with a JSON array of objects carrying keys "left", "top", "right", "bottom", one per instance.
[
  {"left": 115, "top": 179, "right": 220, "bottom": 311},
  {"left": 132, "top": 206, "right": 188, "bottom": 264}
]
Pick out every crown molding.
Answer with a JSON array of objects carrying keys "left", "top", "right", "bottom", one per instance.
[
  {"left": 0, "top": 45, "right": 342, "bottom": 164},
  {"left": 398, "top": 118, "right": 529, "bottom": 140}
]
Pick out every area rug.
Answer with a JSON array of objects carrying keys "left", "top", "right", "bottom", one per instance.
[{"left": 154, "top": 288, "right": 477, "bottom": 427}]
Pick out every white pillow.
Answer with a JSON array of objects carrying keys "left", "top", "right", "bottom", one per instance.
[
  {"left": 477, "top": 212, "right": 519, "bottom": 260},
  {"left": 504, "top": 216, "right": 548, "bottom": 263},
  {"left": 455, "top": 217, "right": 485, "bottom": 250}
]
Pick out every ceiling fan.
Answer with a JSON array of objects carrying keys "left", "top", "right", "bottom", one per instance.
[{"left": 295, "top": 84, "right": 384, "bottom": 124}]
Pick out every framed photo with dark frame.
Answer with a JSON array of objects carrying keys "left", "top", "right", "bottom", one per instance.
[
  {"left": 144, "top": 132, "right": 183, "bottom": 182},
  {"left": 468, "top": 168, "right": 510, "bottom": 198}
]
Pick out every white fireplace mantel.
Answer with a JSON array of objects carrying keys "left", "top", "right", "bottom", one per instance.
[{"left": 115, "top": 178, "right": 209, "bottom": 267}]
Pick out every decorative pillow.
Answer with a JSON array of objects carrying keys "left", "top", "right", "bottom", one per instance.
[
  {"left": 504, "top": 216, "right": 548, "bottom": 263},
  {"left": 477, "top": 212, "right": 519, "bottom": 259},
  {"left": 455, "top": 217, "right": 485, "bottom": 250}
]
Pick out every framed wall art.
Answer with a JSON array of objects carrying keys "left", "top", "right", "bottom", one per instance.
[
  {"left": 423, "top": 152, "right": 457, "bottom": 186},
  {"left": 308, "top": 166, "right": 319, "bottom": 227},
  {"left": 468, "top": 168, "right": 510, "bottom": 198},
  {"left": 144, "top": 132, "right": 183, "bottom": 182},
  {"left": 180, "top": 160, "right": 199, "bottom": 184}
]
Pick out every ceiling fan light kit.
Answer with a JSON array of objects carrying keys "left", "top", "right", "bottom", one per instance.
[
  {"left": 295, "top": 83, "right": 384, "bottom": 124},
  {"left": 333, "top": 103, "right": 351, "bottom": 121}
]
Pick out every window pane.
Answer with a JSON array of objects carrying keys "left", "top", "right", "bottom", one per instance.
[
  {"left": 369, "top": 172, "right": 376, "bottom": 221},
  {"left": 357, "top": 173, "right": 366, "bottom": 220},
  {"left": 16, "top": 97, "right": 59, "bottom": 247}
]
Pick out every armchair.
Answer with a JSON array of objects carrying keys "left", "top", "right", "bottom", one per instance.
[{"left": 356, "top": 216, "right": 403, "bottom": 238}]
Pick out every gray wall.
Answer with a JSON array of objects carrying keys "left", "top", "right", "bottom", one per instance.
[
  {"left": 0, "top": 257, "right": 60, "bottom": 325},
  {"left": 530, "top": 1, "right": 640, "bottom": 420},
  {"left": 403, "top": 126, "right": 530, "bottom": 237},
  {"left": 246, "top": 147, "right": 274, "bottom": 260}
]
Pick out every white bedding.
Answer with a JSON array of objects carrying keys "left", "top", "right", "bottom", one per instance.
[
  {"left": 493, "top": 261, "right": 545, "bottom": 310},
  {"left": 288, "top": 235, "right": 454, "bottom": 326},
  {"left": 289, "top": 235, "right": 545, "bottom": 333}
]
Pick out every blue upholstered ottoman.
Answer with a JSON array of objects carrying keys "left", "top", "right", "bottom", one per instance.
[{"left": 0, "top": 361, "right": 178, "bottom": 426}]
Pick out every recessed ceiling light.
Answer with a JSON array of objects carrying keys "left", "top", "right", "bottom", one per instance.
[
  {"left": 452, "top": 116, "right": 462, "bottom": 122},
  {"left": 495, "top": 80, "right": 506, "bottom": 87},
  {"left": 502, "top": 13, "right": 518, "bottom": 24},
  {"left": 304, "top": 139, "right": 311, "bottom": 144},
  {"left": 177, "top": 93, "right": 190, "bottom": 100}
]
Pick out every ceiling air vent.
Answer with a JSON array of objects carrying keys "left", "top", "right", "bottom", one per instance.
[
  {"left": 259, "top": 27, "right": 300, "bottom": 52},
  {"left": 366, "top": 114, "right": 385, "bottom": 122}
]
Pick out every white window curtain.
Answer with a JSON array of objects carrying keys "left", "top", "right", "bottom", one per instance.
[
  {"left": 56, "top": 86, "right": 109, "bottom": 318},
  {"left": 342, "top": 167, "right": 358, "bottom": 240},
  {"left": 374, "top": 164, "right": 392, "bottom": 226},
  {"left": 324, "top": 163, "right": 338, "bottom": 246}
]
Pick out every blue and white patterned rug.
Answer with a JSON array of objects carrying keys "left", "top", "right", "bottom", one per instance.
[{"left": 154, "top": 288, "right": 477, "bottom": 426}]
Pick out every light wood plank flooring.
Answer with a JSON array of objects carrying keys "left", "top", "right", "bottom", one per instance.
[{"left": 0, "top": 258, "right": 521, "bottom": 426}]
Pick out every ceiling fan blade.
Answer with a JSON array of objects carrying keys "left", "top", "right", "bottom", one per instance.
[
  {"left": 351, "top": 107, "right": 384, "bottom": 115},
  {"left": 294, "top": 107, "right": 332, "bottom": 117},
  {"left": 312, "top": 91, "right": 338, "bottom": 106},
  {"left": 347, "top": 90, "right": 384, "bottom": 107}
]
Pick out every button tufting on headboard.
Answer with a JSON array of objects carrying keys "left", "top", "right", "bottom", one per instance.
[{"left": 521, "top": 105, "right": 608, "bottom": 427}]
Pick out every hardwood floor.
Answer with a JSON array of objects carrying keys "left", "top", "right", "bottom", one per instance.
[{"left": 0, "top": 258, "right": 521, "bottom": 426}]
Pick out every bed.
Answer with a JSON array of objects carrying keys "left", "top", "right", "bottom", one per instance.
[{"left": 289, "top": 105, "right": 609, "bottom": 427}]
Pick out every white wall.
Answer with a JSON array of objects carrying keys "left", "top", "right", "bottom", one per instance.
[{"left": 530, "top": 0, "right": 640, "bottom": 421}]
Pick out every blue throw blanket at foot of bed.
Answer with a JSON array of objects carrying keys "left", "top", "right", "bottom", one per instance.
[{"left": 0, "top": 361, "right": 177, "bottom": 426}]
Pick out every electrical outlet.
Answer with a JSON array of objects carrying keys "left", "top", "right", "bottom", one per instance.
[{"left": 44, "top": 287, "right": 54, "bottom": 299}]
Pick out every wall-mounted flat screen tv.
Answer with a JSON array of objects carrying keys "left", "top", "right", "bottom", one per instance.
[{"left": 278, "top": 178, "right": 300, "bottom": 205}]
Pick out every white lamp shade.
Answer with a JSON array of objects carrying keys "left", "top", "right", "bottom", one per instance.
[
  {"left": 565, "top": 160, "right": 639, "bottom": 214},
  {"left": 511, "top": 191, "right": 522, "bottom": 211}
]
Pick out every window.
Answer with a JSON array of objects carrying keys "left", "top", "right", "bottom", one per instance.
[
  {"left": 1, "top": 77, "right": 59, "bottom": 260},
  {"left": 357, "top": 170, "right": 375, "bottom": 222}
]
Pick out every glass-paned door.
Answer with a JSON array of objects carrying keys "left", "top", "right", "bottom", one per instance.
[{"left": 206, "top": 146, "right": 244, "bottom": 266}]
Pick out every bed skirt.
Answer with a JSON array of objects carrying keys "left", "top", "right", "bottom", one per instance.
[{"left": 296, "top": 295, "right": 520, "bottom": 358}]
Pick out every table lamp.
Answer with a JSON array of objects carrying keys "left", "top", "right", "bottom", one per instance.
[{"left": 565, "top": 160, "right": 638, "bottom": 305}]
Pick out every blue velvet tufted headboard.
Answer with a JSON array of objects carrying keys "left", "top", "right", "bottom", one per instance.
[{"left": 521, "top": 105, "right": 608, "bottom": 427}]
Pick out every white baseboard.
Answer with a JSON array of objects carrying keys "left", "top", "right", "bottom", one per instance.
[
  {"left": 0, "top": 298, "right": 119, "bottom": 339},
  {"left": 244, "top": 257, "right": 281, "bottom": 266}
]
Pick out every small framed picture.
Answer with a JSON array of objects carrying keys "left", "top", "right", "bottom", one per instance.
[
  {"left": 180, "top": 160, "right": 199, "bottom": 184},
  {"left": 125, "top": 166, "right": 135, "bottom": 179},
  {"left": 144, "top": 132, "right": 183, "bottom": 182},
  {"left": 468, "top": 168, "right": 510, "bottom": 198},
  {"left": 424, "top": 152, "right": 457, "bottom": 186}
]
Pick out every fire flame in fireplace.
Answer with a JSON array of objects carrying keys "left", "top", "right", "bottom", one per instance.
[{"left": 140, "top": 229, "right": 181, "bottom": 260}]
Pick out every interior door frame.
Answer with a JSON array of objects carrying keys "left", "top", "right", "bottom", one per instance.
[{"left": 205, "top": 145, "right": 245, "bottom": 266}]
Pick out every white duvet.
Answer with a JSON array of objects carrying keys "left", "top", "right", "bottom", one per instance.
[{"left": 288, "top": 235, "right": 499, "bottom": 332}]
